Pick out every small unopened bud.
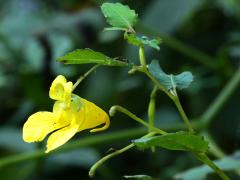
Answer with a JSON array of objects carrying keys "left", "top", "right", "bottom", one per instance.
[{"left": 109, "top": 106, "right": 117, "bottom": 117}]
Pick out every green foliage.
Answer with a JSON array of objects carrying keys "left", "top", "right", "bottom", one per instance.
[
  {"left": 0, "top": 0, "right": 238, "bottom": 179},
  {"left": 0, "top": 127, "right": 34, "bottom": 152},
  {"left": 101, "top": 3, "right": 138, "bottom": 32},
  {"left": 46, "top": 148, "right": 100, "bottom": 169},
  {"left": 193, "top": 153, "right": 230, "bottom": 180},
  {"left": 123, "top": 175, "right": 154, "bottom": 180},
  {"left": 176, "top": 151, "right": 240, "bottom": 180},
  {"left": 142, "top": 0, "right": 202, "bottom": 34},
  {"left": 133, "top": 131, "right": 209, "bottom": 153},
  {"left": 58, "top": 49, "right": 128, "bottom": 67},
  {"left": 148, "top": 60, "right": 194, "bottom": 90},
  {"left": 124, "top": 33, "right": 161, "bottom": 50},
  {"left": 0, "top": 162, "right": 36, "bottom": 180}
]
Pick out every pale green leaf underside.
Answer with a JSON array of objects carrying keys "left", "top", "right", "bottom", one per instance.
[
  {"left": 101, "top": 3, "right": 138, "bottom": 30},
  {"left": 58, "top": 49, "right": 128, "bottom": 67},
  {"left": 133, "top": 131, "right": 209, "bottom": 153},
  {"left": 125, "top": 34, "right": 161, "bottom": 50},
  {"left": 148, "top": 60, "right": 193, "bottom": 90}
]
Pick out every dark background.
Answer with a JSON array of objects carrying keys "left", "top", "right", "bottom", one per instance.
[{"left": 0, "top": 0, "right": 240, "bottom": 179}]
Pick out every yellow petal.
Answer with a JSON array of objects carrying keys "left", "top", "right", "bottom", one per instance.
[
  {"left": 46, "top": 125, "right": 79, "bottom": 153},
  {"left": 49, "top": 75, "right": 73, "bottom": 105},
  {"left": 77, "top": 98, "right": 110, "bottom": 132},
  {"left": 53, "top": 101, "right": 77, "bottom": 129},
  {"left": 23, "top": 112, "right": 58, "bottom": 143},
  {"left": 49, "top": 75, "right": 66, "bottom": 101},
  {"left": 63, "top": 82, "right": 73, "bottom": 106},
  {"left": 53, "top": 101, "right": 67, "bottom": 113}
]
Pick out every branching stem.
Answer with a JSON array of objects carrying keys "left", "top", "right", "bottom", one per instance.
[
  {"left": 89, "top": 132, "right": 155, "bottom": 177},
  {"left": 136, "top": 47, "right": 194, "bottom": 133}
]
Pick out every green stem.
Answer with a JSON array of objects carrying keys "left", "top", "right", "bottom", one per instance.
[
  {"left": 203, "top": 132, "right": 240, "bottom": 176},
  {"left": 136, "top": 23, "right": 217, "bottom": 70},
  {"left": 201, "top": 67, "right": 240, "bottom": 127},
  {"left": 5, "top": 68, "right": 239, "bottom": 169},
  {"left": 109, "top": 105, "right": 167, "bottom": 135},
  {"left": 135, "top": 65, "right": 194, "bottom": 133},
  {"left": 72, "top": 65, "right": 100, "bottom": 91},
  {"left": 0, "top": 128, "right": 146, "bottom": 168},
  {"left": 172, "top": 95, "right": 194, "bottom": 133},
  {"left": 89, "top": 144, "right": 134, "bottom": 177},
  {"left": 139, "top": 46, "right": 147, "bottom": 67},
  {"left": 0, "top": 121, "right": 202, "bottom": 168},
  {"left": 148, "top": 86, "right": 158, "bottom": 152},
  {"left": 132, "top": 32, "right": 240, "bottom": 132},
  {"left": 194, "top": 153, "right": 230, "bottom": 180},
  {"left": 148, "top": 86, "right": 158, "bottom": 133},
  {"left": 89, "top": 132, "right": 155, "bottom": 177},
  {"left": 140, "top": 67, "right": 173, "bottom": 98},
  {"left": 0, "top": 120, "right": 213, "bottom": 169},
  {"left": 136, "top": 45, "right": 173, "bottom": 97},
  {"left": 202, "top": 132, "right": 225, "bottom": 158}
]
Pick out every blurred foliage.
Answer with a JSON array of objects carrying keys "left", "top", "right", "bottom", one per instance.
[
  {"left": 0, "top": 0, "right": 240, "bottom": 179},
  {"left": 176, "top": 151, "right": 240, "bottom": 180}
]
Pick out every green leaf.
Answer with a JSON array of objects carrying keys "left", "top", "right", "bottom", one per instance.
[
  {"left": 176, "top": 151, "right": 240, "bottom": 180},
  {"left": 123, "top": 175, "right": 154, "bottom": 180},
  {"left": 58, "top": 49, "right": 128, "bottom": 67},
  {"left": 101, "top": 3, "right": 138, "bottom": 31},
  {"left": 148, "top": 60, "right": 193, "bottom": 90},
  {"left": 124, "top": 33, "right": 161, "bottom": 50},
  {"left": 133, "top": 131, "right": 209, "bottom": 153}
]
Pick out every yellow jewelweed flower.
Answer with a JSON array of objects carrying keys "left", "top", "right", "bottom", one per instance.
[{"left": 23, "top": 75, "right": 110, "bottom": 153}]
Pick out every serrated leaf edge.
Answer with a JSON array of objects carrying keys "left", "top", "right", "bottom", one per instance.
[{"left": 101, "top": 3, "right": 138, "bottom": 31}]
